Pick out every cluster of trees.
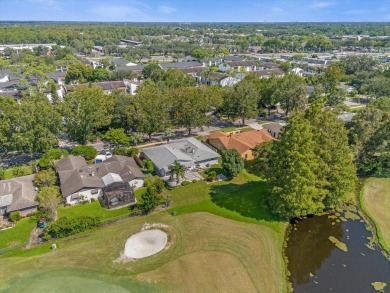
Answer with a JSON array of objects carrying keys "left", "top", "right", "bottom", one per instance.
[
  {"left": 348, "top": 97, "right": 390, "bottom": 175},
  {"left": 2, "top": 23, "right": 390, "bottom": 58},
  {"left": 254, "top": 105, "right": 357, "bottom": 218},
  {"left": 65, "top": 62, "right": 110, "bottom": 84},
  {"left": 0, "top": 95, "right": 62, "bottom": 155}
]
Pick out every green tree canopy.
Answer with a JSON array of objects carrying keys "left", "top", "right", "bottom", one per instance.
[
  {"left": 266, "top": 106, "right": 356, "bottom": 218},
  {"left": 63, "top": 85, "right": 114, "bottom": 144},
  {"left": 272, "top": 74, "right": 307, "bottom": 116},
  {"left": 36, "top": 186, "right": 62, "bottom": 221},
  {"left": 104, "top": 128, "right": 130, "bottom": 146},
  {"left": 126, "top": 80, "right": 171, "bottom": 140},
  {"left": 221, "top": 148, "right": 244, "bottom": 178},
  {"left": 71, "top": 145, "right": 98, "bottom": 161}
]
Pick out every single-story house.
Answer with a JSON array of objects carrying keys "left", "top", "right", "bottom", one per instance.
[
  {"left": 206, "top": 129, "right": 274, "bottom": 160},
  {"left": 55, "top": 155, "right": 144, "bottom": 206},
  {"left": 0, "top": 175, "right": 38, "bottom": 217},
  {"left": 159, "top": 61, "right": 204, "bottom": 71},
  {"left": 112, "top": 57, "right": 137, "bottom": 67},
  {"left": 141, "top": 137, "right": 220, "bottom": 177},
  {"left": 202, "top": 72, "right": 240, "bottom": 87},
  {"left": 262, "top": 123, "right": 284, "bottom": 138},
  {"left": 64, "top": 81, "right": 126, "bottom": 95},
  {"left": 291, "top": 67, "right": 304, "bottom": 77},
  {"left": 219, "top": 60, "right": 259, "bottom": 73}
]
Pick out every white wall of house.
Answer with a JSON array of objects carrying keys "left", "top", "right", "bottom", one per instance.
[
  {"left": 220, "top": 77, "right": 240, "bottom": 87},
  {"left": 129, "top": 178, "right": 144, "bottom": 189},
  {"left": 218, "top": 64, "right": 231, "bottom": 72},
  {"left": 0, "top": 75, "right": 9, "bottom": 82},
  {"left": 66, "top": 189, "right": 102, "bottom": 205}
]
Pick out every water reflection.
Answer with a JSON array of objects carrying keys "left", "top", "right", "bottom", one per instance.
[
  {"left": 286, "top": 215, "right": 343, "bottom": 285},
  {"left": 286, "top": 211, "right": 390, "bottom": 293}
]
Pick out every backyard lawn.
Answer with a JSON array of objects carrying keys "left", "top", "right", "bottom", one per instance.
[
  {"left": 0, "top": 169, "right": 287, "bottom": 293},
  {"left": 0, "top": 217, "right": 36, "bottom": 249},
  {"left": 361, "top": 177, "right": 390, "bottom": 254}
]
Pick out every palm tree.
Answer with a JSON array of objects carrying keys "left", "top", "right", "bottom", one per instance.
[
  {"left": 130, "top": 132, "right": 143, "bottom": 146},
  {"left": 168, "top": 161, "right": 185, "bottom": 184},
  {"left": 164, "top": 128, "right": 174, "bottom": 142}
]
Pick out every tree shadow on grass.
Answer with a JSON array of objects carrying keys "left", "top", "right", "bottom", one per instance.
[{"left": 210, "top": 180, "right": 283, "bottom": 223}]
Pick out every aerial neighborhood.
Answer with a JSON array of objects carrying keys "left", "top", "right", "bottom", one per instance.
[{"left": 0, "top": 13, "right": 389, "bottom": 293}]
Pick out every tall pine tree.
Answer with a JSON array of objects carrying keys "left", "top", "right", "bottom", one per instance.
[{"left": 266, "top": 105, "right": 356, "bottom": 218}]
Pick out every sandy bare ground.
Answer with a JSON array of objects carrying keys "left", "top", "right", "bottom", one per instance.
[{"left": 124, "top": 229, "right": 168, "bottom": 259}]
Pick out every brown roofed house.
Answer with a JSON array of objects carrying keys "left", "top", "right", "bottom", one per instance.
[
  {"left": 207, "top": 129, "right": 274, "bottom": 160},
  {"left": 0, "top": 175, "right": 38, "bottom": 217},
  {"left": 55, "top": 155, "right": 145, "bottom": 208}
]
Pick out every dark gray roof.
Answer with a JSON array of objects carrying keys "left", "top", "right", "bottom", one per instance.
[
  {"left": 159, "top": 62, "right": 203, "bottom": 70},
  {"left": 252, "top": 68, "right": 284, "bottom": 76},
  {"left": 179, "top": 67, "right": 206, "bottom": 74},
  {"left": 0, "top": 81, "right": 20, "bottom": 89},
  {"left": 263, "top": 123, "right": 283, "bottom": 133},
  {"left": 57, "top": 155, "right": 145, "bottom": 197},
  {"left": 115, "top": 65, "right": 145, "bottom": 72},
  {"left": 0, "top": 69, "right": 13, "bottom": 79},
  {"left": 46, "top": 71, "right": 67, "bottom": 79},
  {"left": 113, "top": 57, "right": 133, "bottom": 66},
  {"left": 56, "top": 155, "right": 87, "bottom": 172},
  {"left": 0, "top": 175, "right": 37, "bottom": 212},
  {"left": 226, "top": 60, "right": 257, "bottom": 67},
  {"left": 207, "top": 72, "right": 229, "bottom": 81}
]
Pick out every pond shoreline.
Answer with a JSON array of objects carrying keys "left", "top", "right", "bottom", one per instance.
[{"left": 283, "top": 179, "right": 390, "bottom": 293}]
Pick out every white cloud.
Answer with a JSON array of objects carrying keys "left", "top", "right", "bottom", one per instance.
[
  {"left": 159, "top": 5, "right": 176, "bottom": 14},
  {"left": 309, "top": 2, "right": 334, "bottom": 9}
]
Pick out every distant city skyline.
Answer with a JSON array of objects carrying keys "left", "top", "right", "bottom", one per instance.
[{"left": 1, "top": 0, "right": 390, "bottom": 22}]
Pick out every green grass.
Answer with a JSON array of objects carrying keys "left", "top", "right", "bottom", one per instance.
[
  {"left": 0, "top": 217, "right": 36, "bottom": 249},
  {"left": 58, "top": 188, "right": 147, "bottom": 221},
  {"left": 211, "top": 126, "right": 253, "bottom": 133},
  {"left": 168, "top": 169, "right": 284, "bottom": 233},
  {"left": 0, "top": 168, "right": 287, "bottom": 292},
  {"left": 360, "top": 178, "right": 390, "bottom": 255}
]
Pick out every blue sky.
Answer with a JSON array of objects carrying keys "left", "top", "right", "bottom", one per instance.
[{"left": 1, "top": 0, "right": 390, "bottom": 22}]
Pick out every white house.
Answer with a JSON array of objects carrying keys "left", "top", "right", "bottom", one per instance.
[
  {"left": 56, "top": 155, "right": 145, "bottom": 205},
  {"left": 219, "top": 61, "right": 259, "bottom": 73},
  {"left": 291, "top": 67, "right": 304, "bottom": 77},
  {"left": 141, "top": 137, "right": 220, "bottom": 177}
]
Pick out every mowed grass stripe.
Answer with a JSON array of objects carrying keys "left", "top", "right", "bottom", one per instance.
[{"left": 361, "top": 178, "right": 390, "bottom": 254}]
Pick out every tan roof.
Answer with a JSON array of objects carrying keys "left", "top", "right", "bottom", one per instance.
[{"left": 207, "top": 129, "right": 274, "bottom": 154}]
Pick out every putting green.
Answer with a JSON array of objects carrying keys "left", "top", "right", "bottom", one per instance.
[{"left": 0, "top": 268, "right": 155, "bottom": 293}]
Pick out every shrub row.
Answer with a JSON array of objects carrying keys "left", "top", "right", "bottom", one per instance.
[{"left": 47, "top": 216, "right": 101, "bottom": 238}]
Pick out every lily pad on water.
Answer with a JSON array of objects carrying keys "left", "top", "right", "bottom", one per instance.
[
  {"left": 340, "top": 217, "right": 347, "bottom": 222},
  {"left": 371, "top": 282, "right": 387, "bottom": 292},
  {"left": 344, "top": 211, "right": 360, "bottom": 221},
  {"left": 328, "top": 215, "right": 338, "bottom": 219},
  {"left": 328, "top": 236, "right": 348, "bottom": 252}
]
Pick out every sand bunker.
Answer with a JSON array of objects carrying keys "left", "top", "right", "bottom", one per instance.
[{"left": 124, "top": 229, "right": 168, "bottom": 259}]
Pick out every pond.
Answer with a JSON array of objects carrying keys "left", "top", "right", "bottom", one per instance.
[{"left": 286, "top": 206, "right": 390, "bottom": 293}]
